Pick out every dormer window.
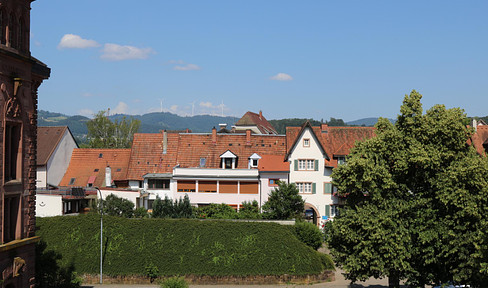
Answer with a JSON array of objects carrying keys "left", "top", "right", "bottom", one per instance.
[
  {"left": 220, "top": 150, "right": 237, "bottom": 169},
  {"left": 336, "top": 156, "right": 346, "bottom": 165},
  {"left": 248, "top": 153, "right": 261, "bottom": 168},
  {"left": 303, "top": 138, "right": 310, "bottom": 147}
]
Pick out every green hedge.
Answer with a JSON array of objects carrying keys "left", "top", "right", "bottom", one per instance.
[{"left": 37, "top": 215, "right": 329, "bottom": 276}]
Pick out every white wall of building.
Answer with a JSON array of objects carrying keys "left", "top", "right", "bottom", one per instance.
[
  {"left": 36, "top": 194, "right": 63, "bottom": 217},
  {"left": 36, "top": 166, "right": 47, "bottom": 188},
  {"left": 288, "top": 127, "right": 335, "bottom": 221},
  {"left": 41, "top": 129, "right": 78, "bottom": 188}
]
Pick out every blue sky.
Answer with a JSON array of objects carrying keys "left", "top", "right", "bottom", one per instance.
[{"left": 30, "top": 1, "right": 488, "bottom": 121}]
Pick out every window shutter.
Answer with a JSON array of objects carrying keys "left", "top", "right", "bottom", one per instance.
[
  {"left": 325, "top": 205, "right": 330, "bottom": 217},
  {"left": 294, "top": 160, "right": 298, "bottom": 171},
  {"left": 312, "top": 183, "right": 316, "bottom": 194},
  {"left": 324, "top": 183, "right": 332, "bottom": 194},
  {"left": 314, "top": 159, "right": 319, "bottom": 171}
]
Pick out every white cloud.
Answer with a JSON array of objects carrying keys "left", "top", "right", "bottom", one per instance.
[
  {"left": 270, "top": 73, "right": 293, "bottom": 81},
  {"left": 200, "top": 102, "right": 213, "bottom": 108},
  {"left": 78, "top": 109, "right": 94, "bottom": 117},
  {"left": 170, "top": 105, "right": 179, "bottom": 112},
  {"left": 58, "top": 34, "right": 100, "bottom": 49},
  {"left": 101, "top": 43, "right": 154, "bottom": 61},
  {"left": 82, "top": 92, "right": 94, "bottom": 98},
  {"left": 111, "top": 102, "right": 129, "bottom": 114},
  {"left": 173, "top": 63, "right": 201, "bottom": 71},
  {"left": 168, "top": 60, "right": 185, "bottom": 64}
]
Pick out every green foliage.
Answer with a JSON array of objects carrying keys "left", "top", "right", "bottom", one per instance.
[
  {"left": 134, "top": 207, "right": 149, "bottom": 218},
  {"left": 195, "top": 203, "right": 238, "bottom": 219},
  {"left": 269, "top": 118, "right": 321, "bottom": 134},
  {"left": 317, "top": 252, "right": 335, "bottom": 271},
  {"left": 145, "top": 263, "right": 160, "bottom": 283},
  {"left": 160, "top": 276, "right": 188, "bottom": 288},
  {"left": 36, "top": 214, "right": 327, "bottom": 276},
  {"left": 262, "top": 182, "right": 304, "bottom": 220},
  {"left": 294, "top": 221, "right": 323, "bottom": 250},
  {"left": 35, "top": 241, "right": 82, "bottom": 288},
  {"left": 328, "top": 90, "right": 488, "bottom": 287},
  {"left": 238, "top": 200, "right": 262, "bottom": 219},
  {"left": 86, "top": 110, "right": 140, "bottom": 148},
  {"left": 103, "top": 194, "right": 135, "bottom": 218},
  {"left": 152, "top": 195, "right": 194, "bottom": 218}
]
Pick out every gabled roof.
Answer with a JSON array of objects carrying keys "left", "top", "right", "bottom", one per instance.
[
  {"left": 235, "top": 111, "right": 278, "bottom": 135},
  {"left": 286, "top": 123, "right": 375, "bottom": 168},
  {"left": 471, "top": 125, "right": 488, "bottom": 156},
  {"left": 37, "top": 126, "right": 77, "bottom": 166},
  {"left": 59, "top": 149, "right": 131, "bottom": 188},
  {"left": 285, "top": 121, "right": 329, "bottom": 161}
]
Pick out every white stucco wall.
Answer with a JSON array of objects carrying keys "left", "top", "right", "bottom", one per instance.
[
  {"left": 36, "top": 166, "right": 47, "bottom": 188},
  {"left": 46, "top": 129, "right": 78, "bottom": 187},
  {"left": 259, "top": 172, "right": 289, "bottom": 207},
  {"left": 288, "top": 127, "right": 335, "bottom": 220},
  {"left": 36, "top": 194, "right": 63, "bottom": 217}
]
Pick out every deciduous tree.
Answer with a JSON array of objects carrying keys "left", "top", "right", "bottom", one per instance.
[
  {"left": 86, "top": 111, "right": 140, "bottom": 148},
  {"left": 327, "top": 90, "right": 488, "bottom": 287}
]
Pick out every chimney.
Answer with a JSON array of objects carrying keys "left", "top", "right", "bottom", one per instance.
[
  {"left": 259, "top": 110, "right": 263, "bottom": 120},
  {"left": 473, "top": 119, "right": 478, "bottom": 132},
  {"left": 105, "top": 166, "right": 112, "bottom": 187},
  {"left": 163, "top": 130, "right": 167, "bottom": 154},
  {"left": 321, "top": 124, "right": 329, "bottom": 133},
  {"left": 246, "top": 129, "right": 252, "bottom": 146},
  {"left": 212, "top": 127, "right": 217, "bottom": 144}
]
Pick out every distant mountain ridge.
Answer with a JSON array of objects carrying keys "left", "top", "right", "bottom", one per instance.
[{"left": 38, "top": 110, "right": 395, "bottom": 142}]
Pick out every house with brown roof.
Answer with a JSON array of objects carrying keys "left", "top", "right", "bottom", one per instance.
[
  {"left": 286, "top": 122, "right": 375, "bottom": 224},
  {"left": 128, "top": 128, "right": 288, "bottom": 210},
  {"left": 36, "top": 149, "right": 133, "bottom": 216},
  {"left": 233, "top": 110, "right": 278, "bottom": 135},
  {"left": 36, "top": 126, "right": 78, "bottom": 188}
]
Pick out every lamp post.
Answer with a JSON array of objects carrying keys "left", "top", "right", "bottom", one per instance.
[{"left": 95, "top": 187, "right": 103, "bottom": 284}]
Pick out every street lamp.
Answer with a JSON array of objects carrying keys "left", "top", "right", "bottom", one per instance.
[{"left": 95, "top": 187, "right": 103, "bottom": 284}]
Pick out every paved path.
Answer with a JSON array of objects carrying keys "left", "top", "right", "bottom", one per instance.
[{"left": 84, "top": 269, "right": 397, "bottom": 288}]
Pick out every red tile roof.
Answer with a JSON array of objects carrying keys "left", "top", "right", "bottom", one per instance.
[
  {"left": 471, "top": 125, "right": 488, "bottom": 156},
  {"left": 235, "top": 111, "right": 278, "bottom": 134},
  {"left": 286, "top": 122, "right": 375, "bottom": 168},
  {"left": 258, "top": 155, "right": 289, "bottom": 172},
  {"left": 126, "top": 132, "right": 180, "bottom": 180},
  {"left": 126, "top": 130, "right": 287, "bottom": 180},
  {"left": 37, "top": 126, "right": 76, "bottom": 166},
  {"left": 59, "top": 149, "right": 131, "bottom": 188}
]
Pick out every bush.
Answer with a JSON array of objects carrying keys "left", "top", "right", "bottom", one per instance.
[
  {"left": 317, "top": 252, "right": 335, "bottom": 270},
  {"left": 238, "top": 200, "right": 262, "bottom": 219},
  {"left": 262, "top": 182, "right": 304, "bottom": 220},
  {"left": 134, "top": 207, "right": 149, "bottom": 218},
  {"left": 152, "top": 195, "right": 194, "bottom": 218},
  {"left": 145, "top": 263, "right": 159, "bottom": 283},
  {"left": 195, "top": 203, "right": 238, "bottom": 219},
  {"left": 103, "top": 194, "right": 134, "bottom": 218},
  {"left": 160, "top": 276, "right": 188, "bottom": 288},
  {"left": 37, "top": 214, "right": 326, "bottom": 276},
  {"left": 294, "top": 221, "right": 323, "bottom": 250}
]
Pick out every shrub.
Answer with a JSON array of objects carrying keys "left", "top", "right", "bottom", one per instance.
[
  {"left": 152, "top": 195, "right": 194, "bottom": 218},
  {"left": 37, "top": 214, "right": 326, "bottom": 276},
  {"left": 262, "top": 182, "right": 304, "bottom": 220},
  {"left": 317, "top": 252, "right": 335, "bottom": 270},
  {"left": 145, "top": 263, "right": 159, "bottom": 283},
  {"left": 195, "top": 203, "right": 238, "bottom": 219},
  {"left": 238, "top": 200, "right": 262, "bottom": 219},
  {"left": 134, "top": 207, "right": 149, "bottom": 218},
  {"left": 294, "top": 221, "right": 323, "bottom": 250},
  {"left": 103, "top": 194, "right": 134, "bottom": 218},
  {"left": 160, "top": 276, "right": 188, "bottom": 288}
]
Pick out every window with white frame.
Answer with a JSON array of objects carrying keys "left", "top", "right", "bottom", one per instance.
[
  {"left": 298, "top": 159, "right": 315, "bottom": 170},
  {"left": 296, "top": 182, "right": 312, "bottom": 194},
  {"left": 303, "top": 138, "right": 310, "bottom": 147},
  {"left": 331, "top": 205, "right": 341, "bottom": 217},
  {"left": 336, "top": 156, "right": 346, "bottom": 165}
]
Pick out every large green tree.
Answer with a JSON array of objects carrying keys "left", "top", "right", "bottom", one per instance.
[
  {"left": 327, "top": 91, "right": 488, "bottom": 287},
  {"left": 86, "top": 111, "right": 140, "bottom": 148}
]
